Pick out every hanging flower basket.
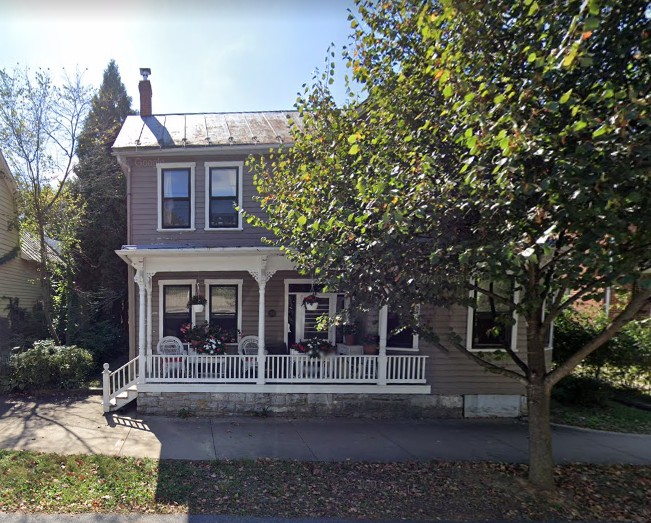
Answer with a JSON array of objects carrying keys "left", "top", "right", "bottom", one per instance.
[
  {"left": 302, "top": 294, "right": 319, "bottom": 311},
  {"left": 188, "top": 294, "right": 207, "bottom": 313}
]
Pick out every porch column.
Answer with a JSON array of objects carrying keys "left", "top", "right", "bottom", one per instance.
[
  {"left": 145, "top": 272, "right": 155, "bottom": 355},
  {"left": 134, "top": 261, "right": 146, "bottom": 384},
  {"left": 378, "top": 305, "right": 388, "bottom": 386},
  {"left": 249, "top": 256, "right": 276, "bottom": 385}
]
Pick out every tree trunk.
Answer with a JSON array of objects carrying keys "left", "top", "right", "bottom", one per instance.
[
  {"left": 525, "top": 303, "right": 555, "bottom": 489},
  {"left": 527, "top": 381, "right": 554, "bottom": 489}
]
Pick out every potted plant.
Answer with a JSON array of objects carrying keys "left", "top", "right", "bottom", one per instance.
[
  {"left": 188, "top": 294, "right": 207, "bottom": 312},
  {"left": 290, "top": 338, "right": 336, "bottom": 359},
  {"left": 195, "top": 335, "right": 226, "bottom": 355},
  {"left": 342, "top": 323, "right": 358, "bottom": 345},
  {"left": 180, "top": 322, "right": 209, "bottom": 347},
  {"left": 362, "top": 334, "right": 379, "bottom": 355},
  {"left": 302, "top": 294, "right": 319, "bottom": 311}
]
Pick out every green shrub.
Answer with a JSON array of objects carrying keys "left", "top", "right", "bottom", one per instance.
[
  {"left": 552, "top": 375, "right": 609, "bottom": 407},
  {"left": 10, "top": 340, "right": 94, "bottom": 390},
  {"left": 553, "top": 308, "right": 651, "bottom": 388},
  {"left": 71, "top": 320, "right": 125, "bottom": 370}
]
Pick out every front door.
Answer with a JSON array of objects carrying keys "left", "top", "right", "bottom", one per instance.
[{"left": 287, "top": 291, "right": 341, "bottom": 346}]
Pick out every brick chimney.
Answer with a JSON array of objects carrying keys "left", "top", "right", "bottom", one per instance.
[{"left": 138, "top": 68, "right": 152, "bottom": 117}]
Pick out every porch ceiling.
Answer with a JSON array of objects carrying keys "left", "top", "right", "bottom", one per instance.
[{"left": 115, "top": 246, "right": 295, "bottom": 273}]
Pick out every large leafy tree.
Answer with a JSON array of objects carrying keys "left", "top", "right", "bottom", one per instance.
[
  {"left": 249, "top": 0, "right": 651, "bottom": 488},
  {"left": 72, "top": 60, "right": 133, "bottom": 349},
  {"left": 0, "top": 67, "right": 92, "bottom": 342}
]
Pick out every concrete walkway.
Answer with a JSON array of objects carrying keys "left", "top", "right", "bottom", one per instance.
[{"left": 0, "top": 394, "right": 650, "bottom": 464}]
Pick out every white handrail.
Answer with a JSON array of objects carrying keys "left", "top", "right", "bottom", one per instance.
[{"left": 102, "top": 358, "right": 139, "bottom": 412}]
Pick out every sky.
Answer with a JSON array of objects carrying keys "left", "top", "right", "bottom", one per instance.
[{"left": 0, "top": 0, "right": 358, "bottom": 114}]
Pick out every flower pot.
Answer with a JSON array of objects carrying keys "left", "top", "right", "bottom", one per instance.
[
  {"left": 363, "top": 344, "right": 378, "bottom": 355},
  {"left": 304, "top": 302, "right": 318, "bottom": 311},
  {"left": 192, "top": 304, "right": 204, "bottom": 313},
  {"left": 344, "top": 334, "right": 356, "bottom": 345}
]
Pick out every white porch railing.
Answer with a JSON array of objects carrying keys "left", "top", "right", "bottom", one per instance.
[
  {"left": 102, "top": 358, "right": 138, "bottom": 412},
  {"left": 144, "top": 354, "right": 428, "bottom": 385}
]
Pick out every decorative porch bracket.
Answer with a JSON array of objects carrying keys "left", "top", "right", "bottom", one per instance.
[{"left": 248, "top": 256, "right": 276, "bottom": 385}]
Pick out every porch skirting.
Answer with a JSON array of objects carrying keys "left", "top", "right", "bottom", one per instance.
[{"left": 137, "top": 390, "right": 464, "bottom": 418}]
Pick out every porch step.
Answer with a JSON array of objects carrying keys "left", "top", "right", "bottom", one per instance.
[{"left": 108, "top": 385, "right": 138, "bottom": 411}]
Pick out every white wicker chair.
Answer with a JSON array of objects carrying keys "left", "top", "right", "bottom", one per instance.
[
  {"left": 238, "top": 336, "right": 267, "bottom": 377},
  {"left": 156, "top": 336, "right": 184, "bottom": 376}
]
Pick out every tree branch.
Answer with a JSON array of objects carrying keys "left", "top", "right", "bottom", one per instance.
[
  {"left": 546, "top": 284, "right": 651, "bottom": 388},
  {"left": 452, "top": 341, "right": 528, "bottom": 385}
]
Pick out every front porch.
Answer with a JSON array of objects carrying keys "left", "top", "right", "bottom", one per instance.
[
  {"left": 103, "top": 352, "right": 431, "bottom": 412},
  {"left": 107, "top": 246, "right": 431, "bottom": 413}
]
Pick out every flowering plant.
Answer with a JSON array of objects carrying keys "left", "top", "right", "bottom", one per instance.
[
  {"left": 188, "top": 294, "right": 207, "bottom": 306},
  {"left": 302, "top": 294, "right": 319, "bottom": 306},
  {"left": 195, "top": 335, "right": 226, "bottom": 355},
  {"left": 290, "top": 338, "right": 336, "bottom": 359},
  {"left": 180, "top": 322, "right": 210, "bottom": 343},
  {"left": 180, "top": 322, "right": 239, "bottom": 350}
]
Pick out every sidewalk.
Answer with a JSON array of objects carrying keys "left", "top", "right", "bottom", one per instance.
[{"left": 0, "top": 393, "right": 650, "bottom": 464}]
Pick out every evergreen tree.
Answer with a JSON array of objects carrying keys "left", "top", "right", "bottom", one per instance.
[{"left": 72, "top": 60, "right": 133, "bottom": 357}]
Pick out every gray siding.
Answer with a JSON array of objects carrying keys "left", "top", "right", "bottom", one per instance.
[
  {"left": 420, "top": 304, "right": 526, "bottom": 395},
  {"left": 128, "top": 154, "right": 270, "bottom": 248}
]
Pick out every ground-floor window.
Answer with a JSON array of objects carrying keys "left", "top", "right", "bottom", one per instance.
[
  {"left": 209, "top": 284, "right": 238, "bottom": 335},
  {"left": 467, "top": 280, "right": 517, "bottom": 350},
  {"left": 379, "top": 305, "right": 419, "bottom": 350},
  {"left": 163, "top": 285, "right": 191, "bottom": 338}
]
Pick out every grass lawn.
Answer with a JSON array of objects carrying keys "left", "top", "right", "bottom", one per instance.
[
  {"left": 551, "top": 399, "right": 651, "bottom": 434},
  {"left": 0, "top": 450, "right": 649, "bottom": 521}
]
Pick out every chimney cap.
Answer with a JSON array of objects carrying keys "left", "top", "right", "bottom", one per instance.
[{"left": 139, "top": 68, "right": 151, "bottom": 80}]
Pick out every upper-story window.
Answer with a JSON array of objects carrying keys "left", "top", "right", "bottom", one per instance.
[
  {"left": 157, "top": 162, "right": 195, "bottom": 231},
  {"left": 205, "top": 161, "right": 243, "bottom": 230}
]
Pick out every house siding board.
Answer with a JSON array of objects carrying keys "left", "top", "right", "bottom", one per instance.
[
  {"left": 128, "top": 155, "right": 271, "bottom": 248},
  {"left": 421, "top": 304, "right": 525, "bottom": 395},
  {"left": 0, "top": 173, "right": 41, "bottom": 317}
]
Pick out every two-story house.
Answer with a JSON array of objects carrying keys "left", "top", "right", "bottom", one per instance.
[{"left": 105, "top": 71, "right": 529, "bottom": 418}]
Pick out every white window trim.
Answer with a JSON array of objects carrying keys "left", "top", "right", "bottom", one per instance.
[
  {"left": 204, "top": 161, "right": 244, "bottom": 231},
  {"left": 203, "top": 279, "right": 243, "bottom": 335},
  {"left": 284, "top": 278, "right": 342, "bottom": 345},
  {"left": 157, "top": 162, "right": 196, "bottom": 232},
  {"left": 466, "top": 285, "right": 519, "bottom": 352},
  {"left": 158, "top": 279, "right": 196, "bottom": 341},
  {"left": 379, "top": 305, "right": 420, "bottom": 352}
]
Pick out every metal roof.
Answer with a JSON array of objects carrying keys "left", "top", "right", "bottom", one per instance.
[
  {"left": 112, "top": 111, "right": 301, "bottom": 150},
  {"left": 20, "top": 231, "right": 61, "bottom": 264}
]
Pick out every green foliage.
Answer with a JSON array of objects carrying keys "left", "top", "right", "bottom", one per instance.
[
  {"left": 72, "top": 320, "right": 125, "bottom": 370},
  {"left": 3, "top": 298, "right": 49, "bottom": 349},
  {"left": 71, "top": 60, "right": 133, "bottom": 351},
  {"left": 0, "top": 67, "right": 92, "bottom": 342},
  {"left": 10, "top": 339, "right": 94, "bottom": 390},
  {"left": 554, "top": 307, "right": 651, "bottom": 388},
  {"left": 552, "top": 375, "right": 609, "bottom": 407},
  {"left": 247, "top": 0, "right": 651, "bottom": 486}
]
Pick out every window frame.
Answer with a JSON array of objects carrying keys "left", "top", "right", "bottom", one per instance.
[
  {"left": 466, "top": 281, "right": 519, "bottom": 352},
  {"left": 379, "top": 305, "right": 420, "bottom": 352},
  {"left": 204, "top": 161, "right": 243, "bottom": 231},
  {"left": 158, "top": 279, "right": 195, "bottom": 341},
  {"left": 202, "top": 279, "right": 243, "bottom": 335},
  {"left": 157, "top": 162, "right": 196, "bottom": 231}
]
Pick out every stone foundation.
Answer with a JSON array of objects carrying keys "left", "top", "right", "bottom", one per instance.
[{"left": 137, "top": 391, "right": 464, "bottom": 419}]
